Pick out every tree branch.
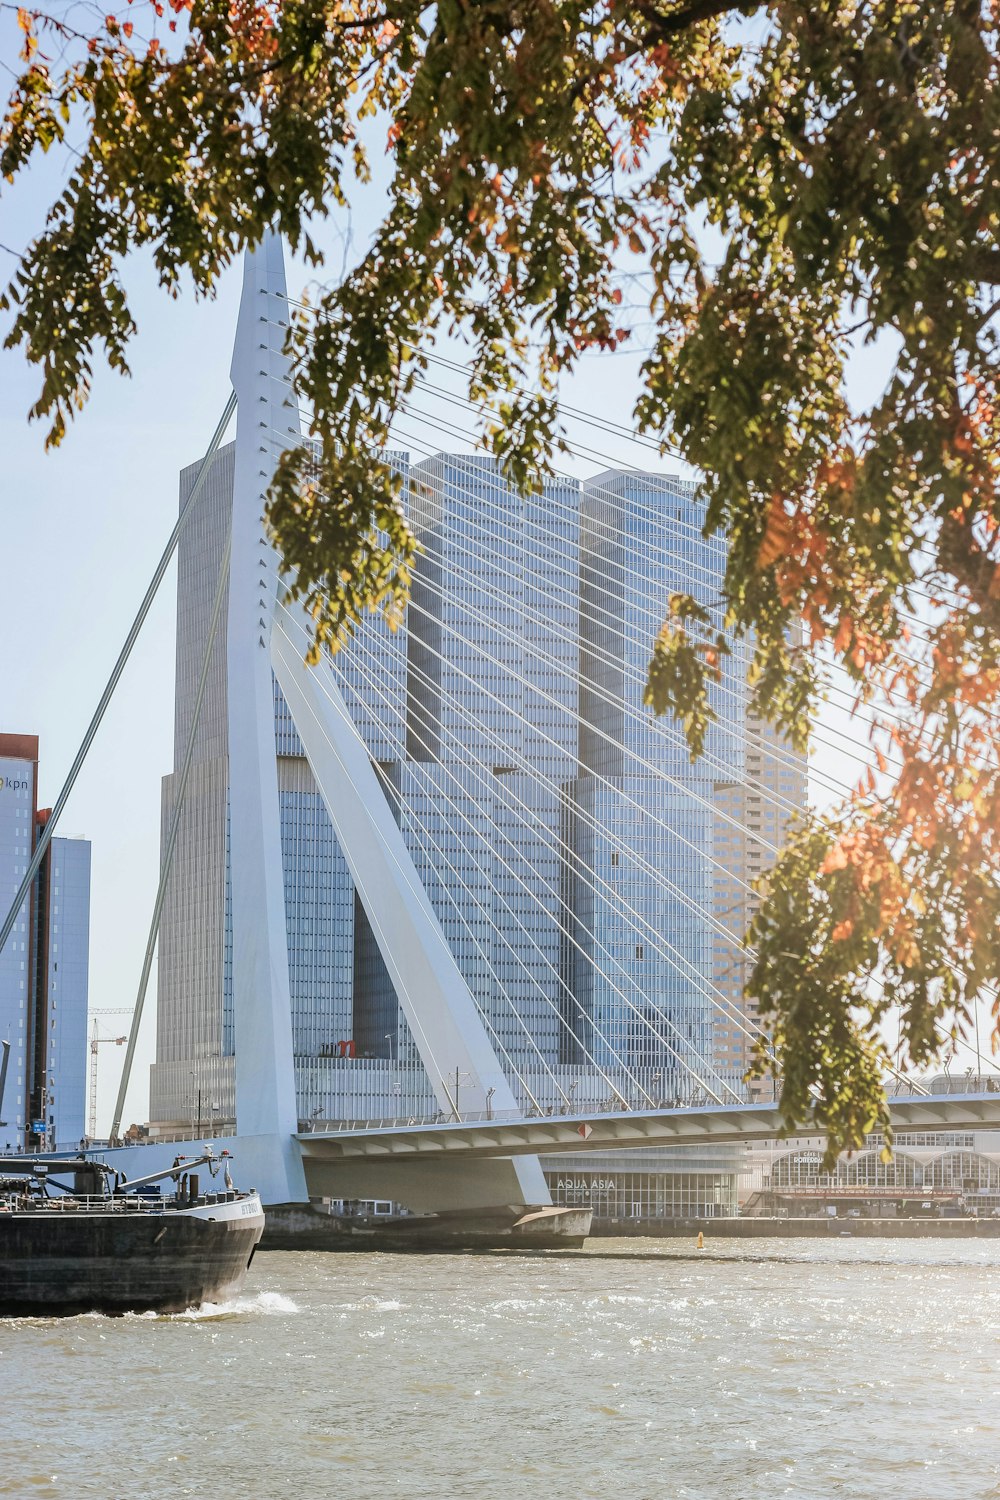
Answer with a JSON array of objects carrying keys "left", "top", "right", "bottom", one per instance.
[{"left": 631, "top": 0, "right": 763, "bottom": 42}]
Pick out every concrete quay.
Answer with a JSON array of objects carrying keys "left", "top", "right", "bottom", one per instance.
[{"left": 591, "top": 1216, "right": 1000, "bottom": 1238}]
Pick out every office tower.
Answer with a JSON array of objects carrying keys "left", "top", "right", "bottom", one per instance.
[
  {"left": 711, "top": 706, "right": 808, "bottom": 1090},
  {"left": 0, "top": 733, "right": 90, "bottom": 1148},
  {"left": 152, "top": 434, "right": 784, "bottom": 1128},
  {"left": 352, "top": 454, "right": 582, "bottom": 1085},
  {"left": 565, "top": 470, "right": 743, "bottom": 1096},
  {"left": 149, "top": 446, "right": 409, "bottom": 1130}
]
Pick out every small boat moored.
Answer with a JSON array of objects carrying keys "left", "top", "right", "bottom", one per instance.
[{"left": 0, "top": 1149, "right": 265, "bottom": 1317}]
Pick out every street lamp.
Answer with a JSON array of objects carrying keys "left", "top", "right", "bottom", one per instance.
[
  {"left": 444, "top": 1068, "right": 471, "bottom": 1120},
  {"left": 188, "top": 1071, "right": 203, "bottom": 1137}
]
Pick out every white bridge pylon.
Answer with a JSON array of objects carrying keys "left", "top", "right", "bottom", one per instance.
[{"left": 227, "top": 234, "right": 547, "bottom": 1206}]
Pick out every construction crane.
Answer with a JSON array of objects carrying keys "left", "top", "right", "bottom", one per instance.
[{"left": 88, "top": 1010, "right": 133, "bottom": 1141}]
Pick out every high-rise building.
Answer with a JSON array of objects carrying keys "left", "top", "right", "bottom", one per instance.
[
  {"left": 353, "top": 454, "right": 582, "bottom": 1080},
  {"left": 150, "top": 438, "right": 804, "bottom": 1132},
  {"left": 149, "top": 444, "right": 409, "bottom": 1130},
  {"left": 711, "top": 706, "right": 808, "bottom": 1090},
  {"left": 0, "top": 733, "right": 90, "bottom": 1149},
  {"left": 568, "top": 471, "right": 744, "bottom": 1096}
]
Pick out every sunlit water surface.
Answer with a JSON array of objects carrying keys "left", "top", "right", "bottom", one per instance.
[{"left": 2, "top": 1238, "right": 998, "bottom": 1499}]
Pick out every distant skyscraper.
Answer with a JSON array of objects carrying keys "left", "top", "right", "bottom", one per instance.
[
  {"left": 567, "top": 471, "right": 742, "bottom": 1095},
  {"left": 0, "top": 733, "right": 90, "bottom": 1149},
  {"left": 150, "top": 444, "right": 409, "bottom": 1130},
  {"left": 151, "top": 433, "right": 800, "bottom": 1130},
  {"left": 353, "top": 454, "right": 582, "bottom": 1080},
  {"left": 711, "top": 703, "right": 807, "bottom": 1090}
]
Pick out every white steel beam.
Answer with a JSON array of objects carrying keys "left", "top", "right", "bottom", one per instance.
[
  {"left": 271, "top": 605, "right": 549, "bottom": 1205},
  {"left": 226, "top": 234, "right": 308, "bottom": 1204}
]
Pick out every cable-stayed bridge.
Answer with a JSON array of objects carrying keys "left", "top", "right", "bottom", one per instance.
[{"left": 6, "top": 233, "right": 1000, "bottom": 1213}]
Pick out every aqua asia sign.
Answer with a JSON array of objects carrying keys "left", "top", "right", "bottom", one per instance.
[{"left": 552, "top": 1177, "right": 617, "bottom": 1200}]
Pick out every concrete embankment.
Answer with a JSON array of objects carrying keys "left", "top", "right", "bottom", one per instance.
[{"left": 591, "top": 1216, "right": 1000, "bottom": 1238}]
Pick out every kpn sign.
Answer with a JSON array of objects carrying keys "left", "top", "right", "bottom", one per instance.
[{"left": 0, "top": 768, "right": 31, "bottom": 793}]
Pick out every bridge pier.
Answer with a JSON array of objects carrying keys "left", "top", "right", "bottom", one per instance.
[{"left": 301, "top": 1153, "right": 548, "bottom": 1215}]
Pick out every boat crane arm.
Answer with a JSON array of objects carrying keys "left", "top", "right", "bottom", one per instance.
[
  {"left": 111, "top": 1151, "right": 232, "bottom": 1194},
  {"left": 0, "top": 1150, "right": 231, "bottom": 1195}
]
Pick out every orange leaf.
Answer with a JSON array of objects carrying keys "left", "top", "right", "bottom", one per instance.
[
  {"left": 896, "top": 934, "right": 920, "bottom": 968},
  {"left": 820, "top": 843, "right": 849, "bottom": 873},
  {"left": 833, "top": 614, "right": 852, "bottom": 654},
  {"left": 757, "top": 495, "right": 795, "bottom": 569},
  {"left": 831, "top": 919, "right": 854, "bottom": 942}
]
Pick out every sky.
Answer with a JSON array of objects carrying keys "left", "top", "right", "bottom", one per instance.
[{"left": 1, "top": 33, "right": 993, "bottom": 1132}]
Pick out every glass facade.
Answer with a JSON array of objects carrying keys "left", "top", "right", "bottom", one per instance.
[
  {"left": 763, "top": 1146, "right": 1000, "bottom": 1212},
  {"left": 152, "top": 443, "right": 796, "bottom": 1130},
  {"left": 568, "top": 472, "right": 742, "bottom": 1096},
  {"left": 543, "top": 1147, "right": 741, "bottom": 1219},
  {"left": 0, "top": 735, "right": 90, "bottom": 1150}
]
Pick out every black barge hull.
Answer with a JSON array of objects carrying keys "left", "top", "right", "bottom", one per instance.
[{"left": 0, "top": 1210, "right": 263, "bottom": 1316}]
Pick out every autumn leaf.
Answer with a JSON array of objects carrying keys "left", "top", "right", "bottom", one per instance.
[{"left": 757, "top": 496, "right": 796, "bottom": 569}]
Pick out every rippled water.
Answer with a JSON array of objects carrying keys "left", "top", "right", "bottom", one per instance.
[{"left": 3, "top": 1239, "right": 999, "bottom": 1500}]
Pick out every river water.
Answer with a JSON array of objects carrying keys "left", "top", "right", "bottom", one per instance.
[{"left": 2, "top": 1238, "right": 998, "bottom": 1500}]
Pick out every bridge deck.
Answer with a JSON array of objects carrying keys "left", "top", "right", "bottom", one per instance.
[{"left": 297, "top": 1093, "right": 1000, "bottom": 1162}]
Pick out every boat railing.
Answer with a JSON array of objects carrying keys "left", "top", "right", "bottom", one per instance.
[{"left": 0, "top": 1189, "right": 246, "bottom": 1213}]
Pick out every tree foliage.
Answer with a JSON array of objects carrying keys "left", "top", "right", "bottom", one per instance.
[{"left": 3, "top": 0, "right": 999, "bottom": 1156}]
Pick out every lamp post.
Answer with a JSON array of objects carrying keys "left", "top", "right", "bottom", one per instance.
[
  {"left": 385, "top": 1034, "right": 400, "bottom": 1119},
  {"left": 444, "top": 1068, "right": 471, "bottom": 1121},
  {"left": 188, "top": 1070, "right": 202, "bottom": 1137}
]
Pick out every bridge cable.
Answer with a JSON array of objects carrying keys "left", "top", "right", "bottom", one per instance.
[
  {"left": 110, "top": 522, "right": 234, "bottom": 1141},
  {"left": 273, "top": 585, "right": 743, "bottom": 1104},
  {"left": 295, "top": 602, "right": 735, "bottom": 1103}
]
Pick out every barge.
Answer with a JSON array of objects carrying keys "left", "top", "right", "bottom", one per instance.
[{"left": 0, "top": 1151, "right": 264, "bottom": 1316}]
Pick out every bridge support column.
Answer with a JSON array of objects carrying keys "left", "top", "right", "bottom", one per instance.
[
  {"left": 271, "top": 605, "right": 549, "bottom": 1209},
  {"left": 226, "top": 234, "right": 307, "bottom": 1204}
]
